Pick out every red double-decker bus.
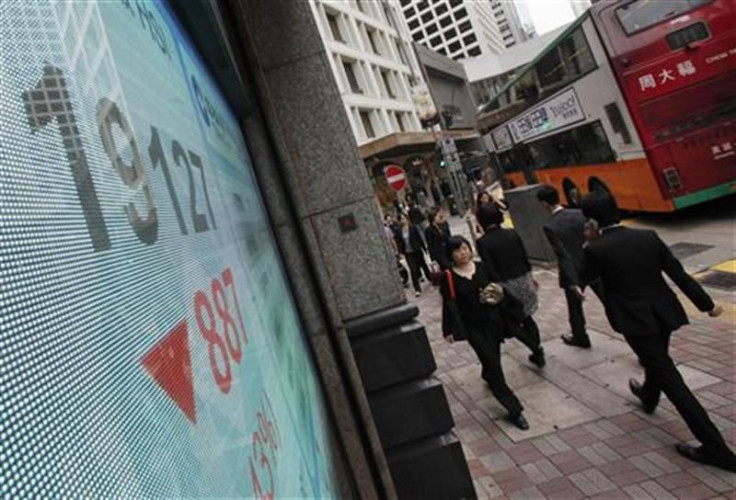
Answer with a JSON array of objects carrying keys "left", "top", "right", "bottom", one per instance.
[
  {"left": 480, "top": 0, "right": 735, "bottom": 211},
  {"left": 594, "top": 0, "right": 736, "bottom": 209}
]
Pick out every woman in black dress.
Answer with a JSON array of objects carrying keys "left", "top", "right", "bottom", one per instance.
[{"left": 440, "top": 236, "right": 530, "bottom": 430}]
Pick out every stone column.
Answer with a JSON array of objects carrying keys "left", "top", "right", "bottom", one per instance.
[{"left": 207, "top": 0, "right": 475, "bottom": 497}]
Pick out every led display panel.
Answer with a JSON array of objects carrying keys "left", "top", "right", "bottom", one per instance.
[{"left": 0, "top": 1, "right": 340, "bottom": 496}]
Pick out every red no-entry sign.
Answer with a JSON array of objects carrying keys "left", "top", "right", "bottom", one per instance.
[{"left": 385, "top": 165, "right": 407, "bottom": 191}]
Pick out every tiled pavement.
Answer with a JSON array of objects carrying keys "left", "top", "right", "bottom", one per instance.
[{"left": 408, "top": 217, "right": 736, "bottom": 499}]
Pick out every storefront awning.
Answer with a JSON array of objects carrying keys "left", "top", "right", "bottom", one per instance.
[{"left": 358, "top": 129, "right": 480, "bottom": 160}]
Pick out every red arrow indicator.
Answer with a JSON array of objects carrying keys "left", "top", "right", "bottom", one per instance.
[{"left": 141, "top": 321, "right": 197, "bottom": 423}]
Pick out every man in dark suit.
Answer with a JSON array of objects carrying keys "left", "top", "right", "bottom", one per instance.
[
  {"left": 538, "top": 185, "right": 603, "bottom": 348},
  {"left": 579, "top": 191, "right": 735, "bottom": 472}
]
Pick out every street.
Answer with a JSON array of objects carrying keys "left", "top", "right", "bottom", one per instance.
[{"left": 409, "top": 196, "right": 736, "bottom": 499}]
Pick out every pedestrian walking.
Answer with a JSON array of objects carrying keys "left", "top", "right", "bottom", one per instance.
[
  {"left": 394, "top": 214, "right": 430, "bottom": 297},
  {"left": 475, "top": 204, "right": 546, "bottom": 369},
  {"left": 425, "top": 208, "right": 452, "bottom": 270},
  {"left": 537, "top": 184, "right": 603, "bottom": 348},
  {"left": 440, "top": 236, "right": 531, "bottom": 430},
  {"left": 579, "top": 191, "right": 736, "bottom": 473},
  {"left": 406, "top": 195, "right": 426, "bottom": 227}
]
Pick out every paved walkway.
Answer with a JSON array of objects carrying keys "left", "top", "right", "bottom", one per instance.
[{"left": 408, "top": 216, "right": 736, "bottom": 499}]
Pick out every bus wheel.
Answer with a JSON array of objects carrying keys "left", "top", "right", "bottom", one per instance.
[
  {"left": 562, "top": 178, "right": 581, "bottom": 207},
  {"left": 588, "top": 177, "right": 612, "bottom": 196}
]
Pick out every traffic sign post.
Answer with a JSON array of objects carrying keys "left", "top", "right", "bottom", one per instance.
[{"left": 385, "top": 165, "right": 407, "bottom": 192}]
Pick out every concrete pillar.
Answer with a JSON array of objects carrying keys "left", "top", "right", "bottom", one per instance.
[{"left": 206, "top": 0, "right": 475, "bottom": 497}]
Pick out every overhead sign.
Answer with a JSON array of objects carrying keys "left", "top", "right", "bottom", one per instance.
[
  {"left": 385, "top": 165, "right": 407, "bottom": 191},
  {"left": 491, "top": 126, "right": 513, "bottom": 151},
  {"left": 508, "top": 88, "right": 585, "bottom": 143},
  {"left": 0, "top": 0, "right": 339, "bottom": 496}
]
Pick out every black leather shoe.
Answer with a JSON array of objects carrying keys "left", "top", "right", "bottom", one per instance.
[
  {"left": 507, "top": 412, "right": 530, "bottom": 430},
  {"left": 529, "top": 348, "right": 546, "bottom": 368},
  {"left": 629, "top": 379, "right": 656, "bottom": 414},
  {"left": 675, "top": 444, "right": 736, "bottom": 473},
  {"left": 562, "top": 334, "right": 591, "bottom": 348}
]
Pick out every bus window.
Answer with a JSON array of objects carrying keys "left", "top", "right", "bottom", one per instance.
[
  {"left": 616, "top": 0, "right": 713, "bottom": 35},
  {"left": 604, "top": 102, "right": 632, "bottom": 144},
  {"left": 560, "top": 28, "right": 595, "bottom": 78},
  {"left": 525, "top": 121, "right": 615, "bottom": 170},
  {"left": 537, "top": 47, "right": 565, "bottom": 88}
]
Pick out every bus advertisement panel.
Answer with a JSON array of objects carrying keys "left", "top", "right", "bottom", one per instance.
[{"left": 0, "top": 1, "right": 340, "bottom": 496}]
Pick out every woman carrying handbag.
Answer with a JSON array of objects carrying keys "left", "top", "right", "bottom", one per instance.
[{"left": 440, "top": 236, "right": 531, "bottom": 430}]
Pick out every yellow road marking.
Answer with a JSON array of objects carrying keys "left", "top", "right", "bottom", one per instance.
[{"left": 712, "top": 259, "right": 736, "bottom": 274}]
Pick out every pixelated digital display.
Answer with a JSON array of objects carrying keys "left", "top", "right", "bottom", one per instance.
[{"left": 0, "top": 1, "right": 339, "bottom": 496}]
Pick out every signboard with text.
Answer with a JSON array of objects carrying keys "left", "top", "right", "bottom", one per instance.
[
  {"left": 508, "top": 88, "right": 585, "bottom": 143},
  {"left": 0, "top": 1, "right": 339, "bottom": 497},
  {"left": 491, "top": 126, "right": 514, "bottom": 151}
]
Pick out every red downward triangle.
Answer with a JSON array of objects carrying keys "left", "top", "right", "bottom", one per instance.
[{"left": 141, "top": 321, "right": 197, "bottom": 423}]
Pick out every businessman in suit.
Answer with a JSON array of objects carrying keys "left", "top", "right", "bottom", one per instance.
[
  {"left": 538, "top": 185, "right": 602, "bottom": 348},
  {"left": 579, "top": 191, "right": 735, "bottom": 472}
]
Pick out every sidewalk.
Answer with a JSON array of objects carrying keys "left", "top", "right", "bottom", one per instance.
[{"left": 409, "top": 216, "right": 736, "bottom": 499}]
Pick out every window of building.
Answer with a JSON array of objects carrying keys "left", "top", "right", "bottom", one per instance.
[
  {"left": 412, "top": 32, "right": 424, "bottom": 42},
  {"left": 454, "top": 7, "right": 468, "bottom": 19},
  {"left": 458, "top": 20, "right": 472, "bottom": 32},
  {"left": 468, "top": 46, "right": 481, "bottom": 57},
  {"left": 444, "top": 27, "right": 458, "bottom": 39},
  {"left": 381, "top": 71, "right": 396, "bottom": 98},
  {"left": 450, "top": 0, "right": 462, "bottom": 7},
  {"left": 360, "top": 110, "right": 376, "bottom": 138},
  {"left": 404, "top": 6, "right": 416, "bottom": 18},
  {"left": 367, "top": 30, "right": 380, "bottom": 55},
  {"left": 421, "top": 11, "right": 433, "bottom": 23},
  {"left": 427, "top": 24, "right": 439, "bottom": 35},
  {"left": 439, "top": 15, "right": 453, "bottom": 28},
  {"left": 343, "top": 61, "right": 363, "bottom": 94},
  {"left": 384, "top": 5, "right": 395, "bottom": 28},
  {"left": 435, "top": 3, "right": 449, "bottom": 16},
  {"left": 326, "top": 13, "right": 344, "bottom": 43},
  {"left": 448, "top": 40, "right": 462, "bottom": 53},
  {"left": 396, "top": 42, "right": 408, "bottom": 64},
  {"left": 417, "top": 0, "right": 430, "bottom": 11},
  {"left": 463, "top": 33, "right": 477, "bottom": 45},
  {"left": 397, "top": 113, "right": 406, "bottom": 132},
  {"left": 408, "top": 19, "right": 420, "bottom": 30},
  {"left": 430, "top": 35, "right": 442, "bottom": 47}
]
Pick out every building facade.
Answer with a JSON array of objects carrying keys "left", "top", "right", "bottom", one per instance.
[
  {"left": 490, "top": 0, "right": 529, "bottom": 48},
  {"left": 571, "top": 0, "right": 593, "bottom": 19},
  {"left": 309, "top": 0, "right": 426, "bottom": 146},
  {"left": 398, "top": 0, "right": 506, "bottom": 60}
]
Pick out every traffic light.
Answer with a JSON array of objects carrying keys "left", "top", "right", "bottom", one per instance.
[{"left": 436, "top": 147, "right": 445, "bottom": 169}]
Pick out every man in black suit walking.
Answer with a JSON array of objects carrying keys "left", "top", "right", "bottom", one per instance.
[
  {"left": 538, "top": 185, "right": 600, "bottom": 348},
  {"left": 579, "top": 191, "right": 735, "bottom": 472}
]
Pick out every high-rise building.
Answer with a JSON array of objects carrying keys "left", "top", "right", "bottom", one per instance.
[
  {"left": 309, "top": 0, "right": 427, "bottom": 145},
  {"left": 571, "top": 0, "right": 593, "bottom": 19},
  {"left": 398, "top": 0, "right": 506, "bottom": 60},
  {"left": 490, "top": 1, "right": 530, "bottom": 48}
]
